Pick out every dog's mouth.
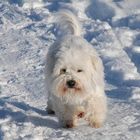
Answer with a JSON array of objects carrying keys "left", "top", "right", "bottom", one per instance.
[
  {"left": 56, "top": 79, "right": 84, "bottom": 96},
  {"left": 63, "top": 85, "right": 82, "bottom": 93},
  {"left": 63, "top": 86, "right": 81, "bottom": 92}
]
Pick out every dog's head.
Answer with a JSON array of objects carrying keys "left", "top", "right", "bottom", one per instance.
[{"left": 47, "top": 36, "right": 104, "bottom": 104}]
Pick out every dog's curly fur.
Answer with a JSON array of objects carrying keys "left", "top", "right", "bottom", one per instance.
[{"left": 45, "top": 10, "right": 107, "bottom": 128}]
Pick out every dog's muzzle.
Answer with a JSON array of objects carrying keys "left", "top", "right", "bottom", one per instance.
[{"left": 66, "top": 80, "right": 76, "bottom": 88}]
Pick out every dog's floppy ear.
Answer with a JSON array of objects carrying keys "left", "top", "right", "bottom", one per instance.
[
  {"left": 90, "top": 54, "right": 105, "bottom": 89},
  {"left": 90, "top": 55, "right": 98, "bottom": 71},
  {"left": 45, "top": 50, "right": 55, "bottom": 76},
  {"left": 90, "top": 54, "right": 105, "bottom": 90},
  {"left": 90, "top": 54, "right": 104, "bottom": 75}
]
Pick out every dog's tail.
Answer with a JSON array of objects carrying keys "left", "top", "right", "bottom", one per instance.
[{"left": 54, "top": 10, "right": 82, "bottom": 37}]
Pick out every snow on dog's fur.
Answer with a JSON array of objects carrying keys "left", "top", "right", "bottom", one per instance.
[{"left": 45, "top": 10, "right": 107, "bottom": 128}]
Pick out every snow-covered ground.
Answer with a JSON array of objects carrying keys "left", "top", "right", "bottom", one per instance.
[{"left": 0, "top": 0, "right": 140, "bottom": 139}]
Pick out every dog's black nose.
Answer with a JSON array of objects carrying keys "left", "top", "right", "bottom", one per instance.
[{"left": 67, "top": 80, "right": 76, "bottom": 88}]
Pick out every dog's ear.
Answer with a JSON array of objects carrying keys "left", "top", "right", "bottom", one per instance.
[
  {"left": 90, "top": 55, "right": 98, "bottom": 71},
  {"left": 90, "top": 54, "right": 105, "bottom": 89},
  {"left": 90, "top": 54, "right": 104, "bottom": 75},
  {"left": 45, "top": 51, "right": 55, "bottom": 76}
]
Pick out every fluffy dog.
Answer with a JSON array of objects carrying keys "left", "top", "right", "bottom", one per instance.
[{"left": 45, "top": 10, "right": 107, "bottom": 128}]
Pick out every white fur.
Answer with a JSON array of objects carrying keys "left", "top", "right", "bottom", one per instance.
[
  {"left": 45, "top": 10, "right": 107, "bottom": 128},
  {"left": 54, "top": 10, "right": 82, "bottom": 37}
]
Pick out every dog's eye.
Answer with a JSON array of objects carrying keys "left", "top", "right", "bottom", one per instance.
[
  {"left": 77, "top": 69, "right": 83, "bottom": 73},
  {"left": 60, "top": 68, "right": 66, "bottom": 74}
]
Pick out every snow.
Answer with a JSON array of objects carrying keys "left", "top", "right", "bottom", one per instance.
[{"left": 0, "top": 0, "right": 140, "bottom": 140}]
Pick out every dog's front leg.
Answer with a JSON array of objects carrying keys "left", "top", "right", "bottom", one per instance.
[
  {"left": 55, "top": 103, "right": 77, "bottom": 128},
  {"left": 86, "top": 95, "right": 107, "bottom": 128}
]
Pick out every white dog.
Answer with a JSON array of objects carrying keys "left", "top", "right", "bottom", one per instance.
[{"left": 45, "top": 10, "right": 107, "bottom": 128}]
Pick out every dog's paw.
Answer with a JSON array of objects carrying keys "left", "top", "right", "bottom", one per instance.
[
  {"left": 62, "top": 120, "right": 76, "bottom": 128},
  {"left": 87, "top": 116, "right": 102, "bottom": 128},
  {"left": 48, "top": 110, "right": 55, "bottom": 115},
  {"left": 89, "top": 121, "right": 102, "bottom": 128},
  {"left": 46, "top": 108, "right": 55, "bottom": 115}
]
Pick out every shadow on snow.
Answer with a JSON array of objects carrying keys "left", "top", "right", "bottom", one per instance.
[{"left": 0, "top": 97, "right": 59, "bottom": 129}]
